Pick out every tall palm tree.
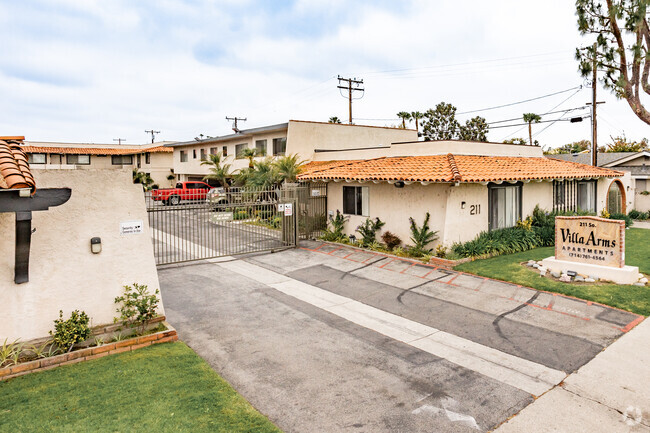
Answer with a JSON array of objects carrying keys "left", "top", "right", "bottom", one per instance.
[
  {"left": 273, "top": 154, "right": 305, "bottom": 184},
  {"left": 239, "top": 147, "right": 260, "bottom": 168},
  {"left": 396, "top": 111, "right": 411, "bottom": 128},
  {"left": 328, "top": 116, "right": 342, "bottom": 124},
  {"left": 523, "top": 113, "right": 542, "bottom": 145},
  {"left": 247, "top": 157, "right": 281, "bottom": 190},
  {"left": 410, "top": 111, "right": 423, "bottom": 135},
  {"left": 201, "top": 152, "right": 232, "bottom": 189}
]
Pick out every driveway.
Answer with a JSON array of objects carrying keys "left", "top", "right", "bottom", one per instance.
[{"left": 159, "top": 241, "right": 641, "bottom": 433}]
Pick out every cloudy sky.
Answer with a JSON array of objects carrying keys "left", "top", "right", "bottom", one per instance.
[{"left": 1, "top": 0, "right": 648, "bottom": 148}]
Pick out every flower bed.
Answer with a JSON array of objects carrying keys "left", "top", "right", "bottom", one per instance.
[{"left": 0, "top": 317, "right": 177, "bottom": 381}]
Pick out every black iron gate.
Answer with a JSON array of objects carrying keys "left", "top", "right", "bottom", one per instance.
[{"left": 146, "top": 188, "right": 298, "bottom": 265}]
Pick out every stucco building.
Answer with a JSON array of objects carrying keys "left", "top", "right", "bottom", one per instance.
[
  {"left": 298, "top": 140, "right": 628, "bottom": 248},
  {"left": 20, "top": 141, "right": 175, "bottom": 187},
  {"left": 168, "top": 120, "right": 417, "bottom": 182}
]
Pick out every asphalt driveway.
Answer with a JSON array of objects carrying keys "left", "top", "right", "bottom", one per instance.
[{"left": 158, "top": 241, "right": 640, "bottom": 433}]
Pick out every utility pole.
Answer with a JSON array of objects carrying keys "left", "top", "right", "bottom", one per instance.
[
  {"left": 337, "top": 76, "right": 364, "bottom": 124},
  {"left": 226, "top": 116, "right": 247, "bottom": 133},
  {"left": 144, "top": 130, "right": 160, "bottom": 144},
  {"left": 113, "top": 138, "right": 126, "bottom": 145}
]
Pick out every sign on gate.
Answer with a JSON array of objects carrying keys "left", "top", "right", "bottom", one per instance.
[{"left": 284, "top": 203, "right": 293, "bottom": 216}]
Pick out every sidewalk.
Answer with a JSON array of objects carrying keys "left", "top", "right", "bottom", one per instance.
[{"left": 495, "top": 317, "right": 649, "bottom": 432}]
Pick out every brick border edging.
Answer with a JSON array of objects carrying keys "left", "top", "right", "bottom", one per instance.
[{"left": 0, "top": 321, "right": 178, "bottom": 381}]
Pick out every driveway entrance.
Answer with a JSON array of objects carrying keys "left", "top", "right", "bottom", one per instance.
[{"left": 159, "top": 242, "right": 640, "bottom": 432}]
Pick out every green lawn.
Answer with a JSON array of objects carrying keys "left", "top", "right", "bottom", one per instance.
[
  {"left": 455, "top": 228, "right": 650, "bottom": 316},
  {"left": 0, "top": 342, "right": 281, "bottom": 433}
]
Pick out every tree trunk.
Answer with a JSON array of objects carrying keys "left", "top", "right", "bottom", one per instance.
[{"left": 528, "top": 123, "right": 532, "bottom": 145}]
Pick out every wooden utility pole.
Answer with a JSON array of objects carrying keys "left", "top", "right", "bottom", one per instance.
[
  {"left": 113, "top": 138, "right": 126, "bottom": 145},
  {"left": 144, "top": 130, "right": 160, "bottom": 143},
  {"left": 337, "top": 76, "right": 364, "bottom": 124},
  {"left": 591, "top": 43, "right": 598, "bottom": 167},
  {"left": 226, "top": 116, "right": 247, "bottom": 133}
]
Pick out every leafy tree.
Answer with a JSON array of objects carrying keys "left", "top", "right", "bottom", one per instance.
[
  {"left": 201, "top": 152, "right": 232, "bottom": 189},
  {"left": 523, "top": 113, "right": 542, "bottom": 145},
  {"left": 576, "top": 0, "right": 650, "bottom": 125},
  {"left": 397, "top": 111, "right": 411, "bottom": 128},
  {"left": 421, "top": 102, "right": 460, "bottom": 140},
  {"left": 273, "top": 153, "right": 304, "bottom": 184},
  {"left": 410, "top": 111, "right": 424, "bottom": 135},
  {"left": 328, "top": 116, "right": 342, "bottom": 124},
  {"left": 459, "top": 116, "right": 489, "bottom": 141},
  {"left": 606, "top": 135, "right": 650, "bottom": 152},
  {"left": 239, "top": 147, "right": 260, "bottom": 168},
  {"left": 545, "top": 140, "right": 592, "bottom": 154},
  {"left": 503, "top": 137, "right": 528, "bottom": 145}
]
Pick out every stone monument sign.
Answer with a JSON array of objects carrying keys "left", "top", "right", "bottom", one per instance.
[{"left": 555, "top": 216, "right": 624, "bottom": 268}]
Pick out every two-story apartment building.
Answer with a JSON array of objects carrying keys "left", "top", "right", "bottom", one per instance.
[
  {"left": 21, "top": 141, "right": 175, "bottom": 187},
  {"left": 168, "top": 120, "right": 418, "bottom": 182}
]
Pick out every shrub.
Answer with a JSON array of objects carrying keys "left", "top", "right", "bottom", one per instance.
[
  {"left": 628, "top": 209, "right": 646, "bottom": 220},
  {"left": 452, "top": 226, "right": 542, "bottom": 258},
  {"left": 640, "top": 190, "right": 650, "bottom": 195},
  {"left": 356, "top": 217, "right": 385, "bottom": 246},
  {"left": 114, "top": 283, "right": 160, "bottom": 336},
  {"left": 321, "top": 210, "right": 349, "bottom": 242},
  {"left": 435, "top": 244, "right": 446, "bottom": 258},
  {"left": 0, "top": 339, "right": 23, "bottom": 368},
  {"left": 233, "top": 208, "right": 249, "bottom": 220},
  {"left": 409, "top": 212, "right": 438, "bottom": 256},
  {"left": 50, "top": 310, "right": 91, "bottom": 353},
  {"left": 381, "top": 231, "right": 402, "bottom": 250},
  {"left": 608, "top": 212, "right": 633, "bottom": 227}
]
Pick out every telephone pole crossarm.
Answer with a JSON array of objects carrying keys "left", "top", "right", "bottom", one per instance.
[{"left": 337, "top": 75, "right": 364, "bottom": 124}]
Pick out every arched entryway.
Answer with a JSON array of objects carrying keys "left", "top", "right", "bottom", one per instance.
[{"left": 606, "top": 179, "right": 626, "bottom": 215}]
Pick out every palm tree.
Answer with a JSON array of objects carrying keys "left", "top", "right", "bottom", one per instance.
[
  {"left": 328, "top": 116, "right": 342, "bottom": 124},
  {"left": 523, "top": 113, "right": 542, "bottom": 145},
  {"left": 201, "top": 152, "right": 232, "bottom": 189},
  {"left": 396, "top": 111, "right": 411, "bottom": 128},
  {"left": 410, "top": 111, "right": 423, "bottom": 135},
  {"left": 239, "top": 147, "right": 260, "bottom": 168},
  {"left": 273, "top": 154, "right": 305, "bottom": 184},
  {"left": 132, "top": 168, "right": 154, "bottom": 191},
  {"left": 247, "top": 157, "right": 281, "bottom": 190}
]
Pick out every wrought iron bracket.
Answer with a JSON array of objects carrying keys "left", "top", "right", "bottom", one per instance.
[{"left": 0, "top": 188, "right": 71, "bottom": 284}]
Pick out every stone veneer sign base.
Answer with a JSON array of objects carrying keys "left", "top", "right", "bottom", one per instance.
[{"left": 542, "top": 216, "right": 639, "bottom": 285}]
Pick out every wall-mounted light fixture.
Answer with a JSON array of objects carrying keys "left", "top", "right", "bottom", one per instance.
[
  {"left": 394, "top": 181, "right": 405, "bottom": 188},
  {"left": 90, "top": 237, "right": 102, "bottom": 254},
  {"left": 461, "top": 201, "right": 466, "bottom": 209}
]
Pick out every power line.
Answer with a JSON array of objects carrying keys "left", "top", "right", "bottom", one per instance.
[
  {"left": 226, "top": 116, "right": 247, "bottom": 133},
  {"left": 144, "top": 129, "right": 160, "bottom": 143},
  {"left": 457, "top": 86, "right": 582, "bottom": 115},
  {"left": 337, "top": 76, "right": 364, "bottom": 124},
  {"left": 489, "top": 116, "right": 589, "bottom": 130},
  {"left": 487, "top": 107, "right": 586, "bottom": 125}
]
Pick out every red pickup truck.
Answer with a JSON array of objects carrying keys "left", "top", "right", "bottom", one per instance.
[{"left": 151, "top": 181, "right": 211, "bottom": 205}]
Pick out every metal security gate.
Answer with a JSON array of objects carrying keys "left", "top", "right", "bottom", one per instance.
[{"left": 146, "top": 188, "right": 298, "bottom": 265}]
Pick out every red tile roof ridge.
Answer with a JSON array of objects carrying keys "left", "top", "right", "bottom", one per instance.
[
  {"left": 446, "top": 153, "right": 462, "bottom": 182},
  {"left": 0, "top": 139, "right": 35, "bottom": 192}
]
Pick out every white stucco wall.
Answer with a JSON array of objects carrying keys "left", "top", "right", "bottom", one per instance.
[{"left": 0, "top": 169, "right": 163, "bottom": 341}]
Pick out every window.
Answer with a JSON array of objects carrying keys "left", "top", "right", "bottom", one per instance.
[
  {"left": 553, "top": 180, "right": 596, "bottom": 213},
  {"left": 66, "top": 154, "right": 90, "bottom": 165},
  {"left": 136, "top": 154, "right": 141, "bottom": 168},
  {"left": 210, "top": 147, "right": 219, "bottom": 156},
  {"left": 200, "top": 149, "right": 207, "bottom": 161},
  {"left": 222, "top": 146, "right": 228, "bottom": 156},
  {"left": 111, "top": 155, "right": 133, "bottom": 165},
  {"left": 180, "top": 150, "right": 188, "bottom": 162},
  {"left": 607, "top": 181, "right": 623, "bottom": 214},
  {"left": 273, "top": 137, "right": 287, "bottom": 156},
  {"left": 343, "top": 186, "right": 368, "bottom": 216},
  {"left": 255, "top": 139, "right": 267, "bottom": 156},
  {"left": 488, "top": 183, "right": 521, "bottom": 230},
  {"left": 28, "top": 153, "right": 46, "bottom": 164},
  {"left": 636, "top": 179, "right": 647, "bottom": 191},
  {"left": 235, "top": 143, "right": 248, "bottom": 159},
  {"left": 193, "top": 149, "right": 197, "bottom": 159},
  {"left": 145, "top": 152, "right": 151, "bottom": 164}
]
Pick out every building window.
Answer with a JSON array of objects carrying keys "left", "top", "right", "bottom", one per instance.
[
  {"left": 200, "top": 149, "right": 207, "bottom": 161},
  {"left": 222, "top": 146, "right": 228, "bottom": 156},
  {"left": 636, "top": 179, "right": 647, "bottom": 191},
  {"left": 488, "top": 183, "right": 521, "bottom": 230},
  {"left": 607, "top": 181, "right": 624, "bottom": 214},
  {"left": 180, "top": 150, "right": 188, "bottom": 162},
  {"left": 343, "top": 186, "right": 368, "bottom": 216},
  {"left": 210, "top": 147, "right": 219, "bottom": 156},
  {"left": 273, "top": 137, "right": 287, "bottom": 156},
  {"left": 553, "top": 180, "right": 596, "bottom": 213},
  {"left": 112, "top": 155, "right": 133, "bottom": 165},
  {"left": 255, "top": 139, "right": 267, "bottom": 156},
  {"left": 28, "top": 153, "right": 46, "bottom": 164},
  {"left": 235, "top": 143, "right": 248, "bottom": 159},
  {"left": 193, "top": 149, "right": 197, "bottom": 159},
  {"left": 66, "top": 154, "right": 91, "bottom": 165},
  {"left": 145, "top": 152, "right": 151, "bottom": 164}
]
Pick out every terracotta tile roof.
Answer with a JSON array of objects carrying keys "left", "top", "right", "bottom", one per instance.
[
  {"left": 300, "top": 160, "right": 359, "bottom": 176},
  {"left": 0, "top": 138, "right": 35, "bottom": 192},
  {"left": 298, "top": 154, "right": 623, "bottom": 183},
  {"left": 21, "top": 144, "right": 172, "bottom": 155}
]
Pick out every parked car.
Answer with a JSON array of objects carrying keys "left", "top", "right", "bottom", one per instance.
[
  {"left": 206, "top": 187, "right": 280, "bottom": 210},
  {"left": 151, "top": 181, "right": 211, "bottom": 205}
]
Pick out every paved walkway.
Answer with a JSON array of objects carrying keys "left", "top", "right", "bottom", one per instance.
[{"left": 159, "top": 241, "right": 644, "bottom": 432}]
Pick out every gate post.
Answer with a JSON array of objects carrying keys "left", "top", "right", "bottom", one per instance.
[{"left": 280, "top": 198, "right": 297, "bottom": 248}]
